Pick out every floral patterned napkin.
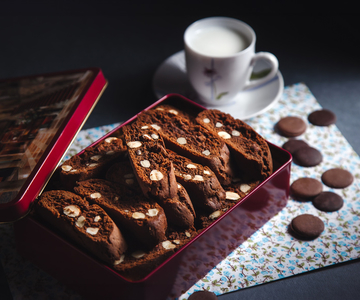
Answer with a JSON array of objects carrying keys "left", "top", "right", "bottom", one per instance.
[
  {"left": 175, "top": 83, "right": 360, "bottom": 299},
  {"left": 0, "top": 83, "right": 359, "bottom": 299}
]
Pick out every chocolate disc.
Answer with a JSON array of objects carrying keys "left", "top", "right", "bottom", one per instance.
[
  {"left": 321, "top": 168, "right": 354, "bottom": 188},
  {"left": 275, "top": 116, "right": 307, "bottom": 137},
  {"left": 313, "top": 191, "right": 344, "bottom": 212},
  {"left": 282, "top": 139, "right": 309, "bottom": 155},
  {"left": 290, "top": 177, "right": 323, "bottom": 201},
  {"left": 290, "top": 214, "right": 324, "bottom": 240},
  {"left": 308, "top": 109, "right": 336, "bottom": 126},
  {"left": 293, "top": 146, "right": 323, "bottom": 167},
  {"left": 188, "top": 291, "right": 218, "bottom": 300}
]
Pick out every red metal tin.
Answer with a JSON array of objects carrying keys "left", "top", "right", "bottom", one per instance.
[
  {"left": 0, "top": 68, "right": 107, "bottom": 222},
  {"left": 13, "top": 93, "right": 291, "bottom": 299}
]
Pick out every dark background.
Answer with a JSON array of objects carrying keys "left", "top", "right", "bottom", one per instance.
[
  {"left": 1, "top": 2, "right": 359, "bottom": 153},
  {"left": 1, "top": 1, "right": 360, "bottom": 299}
]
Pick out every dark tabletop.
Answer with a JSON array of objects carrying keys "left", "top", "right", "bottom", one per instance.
[{"left": 1, "top": 2, "right": 360, "bottom": 299}]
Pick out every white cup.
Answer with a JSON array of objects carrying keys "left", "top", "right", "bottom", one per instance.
[{"left": 184, "top": 17, "right": 279, "bottom": 105}]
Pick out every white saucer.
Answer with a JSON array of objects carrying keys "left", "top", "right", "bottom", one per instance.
[{"left": 153, "top": 50, "right": 284, "bottom": 120}]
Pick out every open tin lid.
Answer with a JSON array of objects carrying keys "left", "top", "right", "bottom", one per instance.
[{"left": 0, "top": 68, "right": 107, "bottom": 223}]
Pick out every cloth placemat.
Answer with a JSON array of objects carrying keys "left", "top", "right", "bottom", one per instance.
[
  {"left": 174, "top": 83, "right": 360, "bottom": 299},
  {"left": 0, "top": 83, "right": 359, "bottom": 299}
]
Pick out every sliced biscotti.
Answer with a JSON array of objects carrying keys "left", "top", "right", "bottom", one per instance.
[
  {"left": 59, "top": 136, "right": 127, "bottom": 189},
  {"left": 196, "top": 109, "right": 273, "bottom": 181},
  {"left": 135, "top": 108, "right": 234, "bottom": 185},
  {"left": 35, "top": 190, "right": 127, "bottom": 266},
  {"left": 122, "top": 124, "right": 196, "bottom": 228},
  {"left": 161, "top": 182, "right": 196, "bottom": 228},
  {"left": 167, "top": 149, "right": 225, "bottom": 213},
  {"left": 73, "top": 178, "right": 167, "bottom": 250},
  {"left": 122, "top": 123, "right": 178, "bottom": 201},
  {"left": 113, "top": 228, "right": 196, "bottom": 281},
  {"left": 225, "top": 178, "right": 260, "bottom": 201},
  {"left": 194, "top": 182, "right": 260, "bottom": 230},
  {"left": 106, "top": 157, "right": 196, "bottom": 228},
  {"left": 150, "top": 104, "right": 193, "bottom": 120},
  {"left": 106, "top": 160, "right": 139, "bottom": 191},
  {"left": 113, "top": 242, "right": 177, "bottom": 281}
]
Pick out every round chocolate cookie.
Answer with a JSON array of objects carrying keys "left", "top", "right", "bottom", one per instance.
[
  {"left": 275, "top": 116, "right": 307, "bottom": 137},
  {"left": 282, "top": 139, "right": 309, "bottom": 155},
  {"left": 290, "top": 214, "right": 324, "bottom": 240},
  {"left": 290, "top": 177, "right": 323, "bottom": 201},
  {"left": 293, "top": 146, "right": 323, "bottom": 167},
  {"left": 321, "top": 168, "right": 354, "bottom": 189},
  {"left": 188, "top": 291, "right": 218, "bottom": 300},
  {"left": 312, "top": 191, "right": 344, "bottom": 212},
  {"left": 308, "top": 109, "right": 336, "bottom": 126}
]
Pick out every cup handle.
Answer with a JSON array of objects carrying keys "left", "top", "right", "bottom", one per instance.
[{"left": 243, "top": 52, "right": 279, "bottom": 90}]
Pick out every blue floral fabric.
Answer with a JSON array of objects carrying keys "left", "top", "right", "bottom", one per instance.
[{"left": 176, "top": 83, "right": 360, "bottom": 299}]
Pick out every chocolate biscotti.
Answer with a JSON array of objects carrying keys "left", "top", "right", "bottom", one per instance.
[
  {"left": 161, "top": 182, "right": 196, "bottom": 228},
  {"left": 167, "top": 149, "right": 225, "bottom": 213},
  {"left": 122, "top": 123, "right": 178, "bottom": 201},
  {"left": 59, "top": 136, "right": 127, "bottom": 189},
  {"left": 122, "top": 124, "right": 196, "bottom": 228},
  {"left": 224, "top": 179, "right": 260, "bottom": 203},
  {"left": 135, "top": 107, "right": 234, "bottom": 185},
  {"left": 35, "top": 190, "right": 127, "bottom": 265},
  {"left": 113, "top": 229, "right": 195, "bottom": 281},
  {"left": 74, "top": 178, "right": 167, "bottom": 250},
  {"left": 106, "top": 156, "right": 196, "bottom": 228},
  {"left": 113, "top": 242, "right": 178, "bottom": 281},
  {"left": 106, "top": 160, "right": 139, "bottom": 191},
  {"left": 150, "top": 104, "right": 193, "bottom": 120},
  {"left": 196, "top": 109, "right": 273, "bottom": 181}
]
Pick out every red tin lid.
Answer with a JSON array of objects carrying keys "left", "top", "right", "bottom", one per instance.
[{"left": 0, "top": 68, "right": 107, "bottom": 223}]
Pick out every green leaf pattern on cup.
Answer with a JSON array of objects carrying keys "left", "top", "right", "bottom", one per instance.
[
  {"left": 250, "top": 68, "right": 272, "bottom": 80},
  {"left": 216, "top": 92, "right": 229, "bottom": 100}
]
